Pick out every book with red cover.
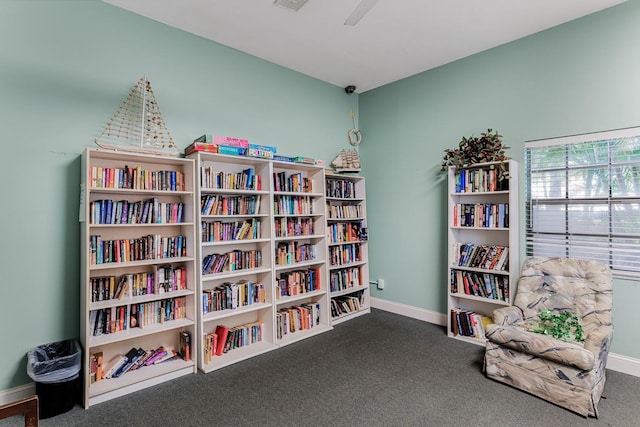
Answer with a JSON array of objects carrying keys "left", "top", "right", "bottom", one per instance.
[{"left": 214, "top": 325, "right": 229, "bottom": 356}]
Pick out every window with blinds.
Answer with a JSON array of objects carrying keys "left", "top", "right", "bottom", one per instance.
[{"left": 525, "top": 127, "right": 640, "bottom": 279}]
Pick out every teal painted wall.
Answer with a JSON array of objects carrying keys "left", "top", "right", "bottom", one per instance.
[
  {"left": 360, "top": 0, "right": 640, "bottom": 359},
  {"left": 0, "top": 1, "right": 356, "bottom": 390}
]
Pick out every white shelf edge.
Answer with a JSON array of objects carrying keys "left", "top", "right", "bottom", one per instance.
[
  {"left": 88, "top": 318, "right": 195, "bottom": 348},
  {"left": 276, "top": 324, "right": 332, "bottom": 347},
  {"left": 199, "top": 341, "right": 278, "bottom": 373},
  {"left": 331, "top": 307, "right": 371, "bottom": 325},
  {"left": 202, "top": 302, "right": 273, "bottom": 322}
]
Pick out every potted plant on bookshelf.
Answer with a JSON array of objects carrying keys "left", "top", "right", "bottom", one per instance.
[{"left": 440, "top": 129, "right": 511, "bottom": 180}]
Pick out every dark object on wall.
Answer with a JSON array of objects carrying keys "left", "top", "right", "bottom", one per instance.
[{"left": 344, "top": 85, "right": 356, "bottom": 94}]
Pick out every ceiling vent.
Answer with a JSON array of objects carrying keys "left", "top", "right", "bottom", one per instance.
[{"left": 273, "top": 0, "right": 308, "bottom": 12}]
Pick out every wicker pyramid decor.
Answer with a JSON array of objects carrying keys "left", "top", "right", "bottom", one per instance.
[{"left": 95, "top": 76, "right": 179, "bottom": 156}]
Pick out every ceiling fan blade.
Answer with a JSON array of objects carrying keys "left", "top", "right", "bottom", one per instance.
[{"left": 344, "top": 0, "right": 380, "bottom": 26}]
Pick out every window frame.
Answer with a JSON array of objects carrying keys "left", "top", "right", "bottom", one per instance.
[{"left": 525, "top": 127, "right": 640, "bottom": 280}]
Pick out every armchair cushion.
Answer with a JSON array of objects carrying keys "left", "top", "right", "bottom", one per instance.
[
  {"left": 485, "top": 323, "right": 595, "bottom": 370},
  {"left": 491, "top": 305, "right": 523, "bottom": 325}
]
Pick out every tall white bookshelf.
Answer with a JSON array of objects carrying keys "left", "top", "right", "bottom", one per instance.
[
  {"left": 188, "top": 153, "right": 332, "bottom": 372},
  {"left": 190, "top": 152, "right": 277, "bottom": 373},
  {"left": 80, "top": 148, "right": 198, "bottom": 408},
  {"left": 325, "top": 173, "right": 370, "bottom": 324},
  {"left": 447, "top": 160, "right": 519, "bottom": 345},
  {"left": 272, "top": 161, "right": 332, "bottom": 345}
]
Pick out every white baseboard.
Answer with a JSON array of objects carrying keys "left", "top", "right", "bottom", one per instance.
[
  {"left": 0, "top": 382, "right": 35, "bottom": 406},
  {"left": 370, "top": 297, "right": 640, "bottom": 378},
  {"left": 371, "top": 297, "right": 447, "bottom": 326},
  {"left": 607, "top": 353, "right": 640, "bottom": 377}
]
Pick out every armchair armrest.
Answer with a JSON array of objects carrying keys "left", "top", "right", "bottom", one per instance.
[{"left": 492, "top": 305, "right": 524, "bottom": 325}]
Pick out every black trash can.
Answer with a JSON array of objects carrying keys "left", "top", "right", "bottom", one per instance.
[{"left": 27, "top": 339, "right": 81, "bottom": 419}]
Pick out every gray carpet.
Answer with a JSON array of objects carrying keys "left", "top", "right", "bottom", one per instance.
[{"left": 3, "top": 309, "right": 639, "bottom": 426}]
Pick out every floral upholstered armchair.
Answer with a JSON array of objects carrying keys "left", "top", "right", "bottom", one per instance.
[{"left": 484, "top": 257, "right": 613, "bottom": 418}]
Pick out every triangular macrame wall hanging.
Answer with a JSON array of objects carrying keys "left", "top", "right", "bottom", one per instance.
[{"left": 95, "top": 76, "right": 179, "bottom": 156}]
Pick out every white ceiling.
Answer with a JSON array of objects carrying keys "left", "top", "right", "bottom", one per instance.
[{"left": 104, "top": 0, "right": 627, "bottom": 93}]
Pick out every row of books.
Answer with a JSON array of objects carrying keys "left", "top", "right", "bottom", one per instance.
[
  {"left": 450, "top": 308, "right": 493, "bottom": 339},
  {"left": 273, "top": 171, "right": 314, "bottom": 193},
  {"left": 274, "top": 216, "right": 314, "bottom": 238},
  {"left": 452, "top": 203, "right": 509, "bottom": 228},
  {"left": 453, "top": 243, "right": 509, "bottom": 271},
  {"left": 454, "top": 167, "right": 509, "bottom": 193},
  {"left": 329, "top": 243, "right": 362, "bottom": 267},
  {"left": 273, "top": 195, "right": 315, "bottom": 215},
  {"left": 89, "top": 234, "right": 187, "bottom": 265},
  {"left": 327, "top": 222, "right": 367, "bottom": 244},
  {"left": 202, "top": 249, "right": 262, "bottom": 275},
  {"left": 89, "top": 305, "right": 127, "bottom": 336},
  {"left": 199, "top": 167, "right": 261, "bottom": 191},
  {"left": 201, "top": 218, "right": 261, "bottom": 242},
  {"left": 200, "top": 194, "right": 261, "bottom": 216},
  {"left": 90, "top": 296, "right": 188, "bottom": 336},
  {"left": 90, "top": 198, "right": 184, "bottom": 225},
  {"left": 130, "top": 297, "right": 188, "bottom": 328},
  {"left": 326, "top": 204, "right": 363, "bottom": 220},
  {"left": 202, "top": 322, "right": 264, "bottom": 363},
  {"left": 90, "top": 265, "right": 186, "bottom": 302},
  {"left": 276, "top": 268, "right": 321, "bottom": 298},
  {"left": 329, "top": 266, "right": 364, "bottom": 293},
  {"left": 331, "top": 292, "right": 365, "bottom": 318},
  {"left": 276, "top": 303, "right": 320, "bottom": 339},
  {"left": 275, "top": 242, "right": 317, "bottom": 266},
  {"left": 202, "top": 280, "right": 266, "bottom": 314},
  {"left": 326, "top": 178, "right": 358, "bottom": 199},
  {"left": 90, "top": 165, "right": 185, "bottom": 192},
  {"left": 91, "top": 331, "right": 190, "bottom": 383},
  {"left": 450, "top": 270, "right": 510, "bottom": 302}
]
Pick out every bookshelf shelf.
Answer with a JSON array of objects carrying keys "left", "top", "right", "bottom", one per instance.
[
  {"left": 88, "top": 256, "right": 195, "bottom": 271},
  {"left": 276, "top": 324, "right": 332, "bottom": 347},
  {"left": 325, "top": 173, "right": 370, "bottom": 324},
  {"left": 201, "top": 267, "right": 272, "bottom": 282},
  {"left": 275, "top": 289, "right": 327, "bottom": 305},
  {"left": 202, "top": 302, "right": 273, "bottom": 322},
  {"left": 199, "top": 341, "right": 279, "bottom": 373},
  {"left": 447, "top": 160, "right": 519, "bottom": 345},
  {"left": 81, "top": 148, "right": 198, "bottom": 408},
  {"left": 88, "top": 358, "right": 195, "bottom": 406},
  {"left": 88, "top": 318, "right": 196, "bottom": 347},
  {"left": 89, "top": 289, "right": 194, "bottom": 311}
]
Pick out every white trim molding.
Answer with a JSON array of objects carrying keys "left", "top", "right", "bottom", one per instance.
[
  {"left": 370, "top": 297, "right": 447, "bottom": 326},
  {"left": 0, "top": 382, "right": 35, "bottom": 406},
  {"left": 370, "top": 297, "right": 640, "bottom": 378}
]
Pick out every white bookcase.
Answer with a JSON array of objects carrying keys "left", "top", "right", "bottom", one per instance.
[
  {"left": 325, "top": 173, "right": 370, "bottom": 324},
  {"left": 447, "top": 160, "right": 519, "bottom": 345},
  {"left": 189, "top": 153, "right": 331, "bottom": 372},
  {"left": 271, "top": 161, "right": 332, "bottom": 345},
  {"left": 190, "top": 152, "right": 277, "bottom": 372},
  {"left": 80, "top": 148, "right": 198, "bottom": 408}
]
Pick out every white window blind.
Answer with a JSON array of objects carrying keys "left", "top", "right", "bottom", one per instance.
[{"left": 525, "top": 127, "right": 640, "bottom": 279}]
